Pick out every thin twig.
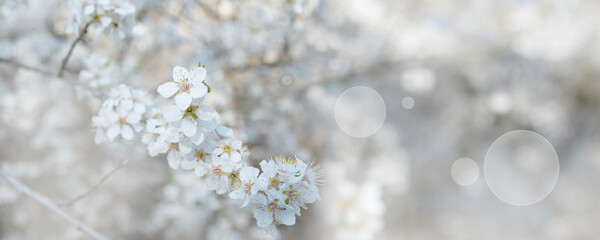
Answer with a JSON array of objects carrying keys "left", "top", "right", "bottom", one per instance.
[
  {"left": 58, "top": 22, "right": 92, "bottom": 77},
  {"left": 59, "top": 160, "right": 129, "bottom": 207},
  {"left": 0, "top": 58, "right": 55, "bottom": 75},
  {"left": 0, "top": 168, "right": 110, "bottom": 240},
  {"left": 292, "top": 61, "right": 397, "bottom": 92},
  {"left": 0, "top": 57, "right": 105, "bottom": 98}
]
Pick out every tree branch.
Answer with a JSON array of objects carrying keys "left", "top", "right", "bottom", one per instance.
[
  {"left": 0, "top": 58, "right": 55, "bottom": 75},
  {"left": 0, "top": 57, "right": 105, "bottom": 98},
  {"left": 58, "top": 22, "right": 92, "bottom": 77},
  {"left": 59, "top": 160, "right": 129, "bottom": 207},
  {"left": 0, "top": 168, "right": 110, "bottom": 240}
]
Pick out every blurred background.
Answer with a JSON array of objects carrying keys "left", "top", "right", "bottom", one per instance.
[{"left": 1, "top": 0, "right": 600, "bottom": 239}]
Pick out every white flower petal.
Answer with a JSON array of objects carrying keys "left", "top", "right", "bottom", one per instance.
[
  {"left": 167, "top": 151, "right": 181, "bottom": 169},
  {"left": 189, "top": 67, "right": 206, "bottom": 85},
  {"left": 179, "top": 142, "right": 192, "bottom": 154},
  {"left": 189, "top": 84, "right": 208, "bottom": 98},
  {"left": 100, "top": 16, "right": 112, "bottom": 28},
  {"left": 83, "top": 5, "right": 95, "bottom": 15},
  {"left": 157, "top": 82, "right": 178, "bottom": 98},
  {"left": 175, "top": 92, "right": 192, "bottom": 110},
  {"left": 277, "top": 209, "right": 296, "bottom": 226},
  {"left": 228, "top": 190, "right": 244, "bottom": 199},
  {"left": 264, "top": 224, "right": 279, "bottom": 238},
  {"left": 216, "top": 181, "right": 228, "bottom": 194},
  {"left": 107, "top": 125, "right": 120, "bottom": 140},
  {"left": 120, "top": 99, "right": 133, "bottom": 110},
  {"left": 121, "top": 125, "right": 134, "bottom": 140},
  {"left": 181, "top": 118, "right": 197, "bottom": 137},
  {"left": 194, "top": 165, "right": 208, "bottom": 177},
  {"left": 191, "top": 133, "right": 204, "bottom": 145},
  {"left": 180, "top": 159, "right": 196, "bottom": 170},
  {"left": 134, "top": 103, "right": 146, "bottom": 114},
  {"left": 241, "top": 198, "right": 250, "bottom": 208},
  {"left": 126, "top": 113, "right": 141, "bottom": 124},
  {"left": 230, "top": 151, "right": 242, "bottom": 162},
  {"left": 148, "top": 141, "right": 168, "bottom": 156},
  {"left": 172, "top": 66, "right": 187, "bottom": 83},
  {"left": 119, "top": 85, "right": 132, "bottom": 98},
  {"left": 254, "top": 209, "right": 274, "bottom": 228},
  {"left": 164, "top": 106, "right": 183, "bottom": 122},
  {"left": 166, "top": 128, "right": 180, "bottom": 142},
  {"left": 241, "top": 167, "right": 259, "bottom": 181},
  {"left": 216, "top": 126, "right": 232, "bottom": 137}
]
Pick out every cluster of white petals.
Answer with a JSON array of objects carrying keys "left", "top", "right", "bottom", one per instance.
[
  {"left": 92, "top": 84, "right": 152, "bottom": 143},
  {"left": 66, "top": 0, "right": 136, "bottom": 41},
  {"left": 136, "top": 65, "right": 323, "bottom": 235},
  {"left": 78, "top": 54, "right": 118, "bottom": 90},
  {"left": 249, "top": 156, "right": 323, "bottom": 233}
]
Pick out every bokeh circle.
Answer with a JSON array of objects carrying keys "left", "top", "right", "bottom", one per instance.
[
  {"left": 451, "top": 158, "right": 480, "bottom": 186},
  {"left": 484, "top": 130, "right": 560, "bottom": 206},
  {"left": 334, "top": 86, "right": 386, "bottom": 138},
  {"left": 402, "top": 96, "right": 415, "bottom": 110}
]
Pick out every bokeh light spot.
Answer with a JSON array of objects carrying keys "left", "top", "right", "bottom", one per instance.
[
  {"left": 334, "top": 86, "right": 386, "bottom": 138},
  {"left": 282, "top": 75, "right": 293, "bottom": 86},
  {"left": 402, "top": 96, "right": 415, "bottom": 110},
  {"left": 484, "top": 130, "right": 560, "bottom": 206},
  {"left": 451, "top": 158, "right": 479, "bottom": 186}
]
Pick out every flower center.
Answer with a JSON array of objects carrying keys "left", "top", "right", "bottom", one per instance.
[
  {"left": 169, "top": 142, "right": 177, "bottom": 149},
  {"left": 244, "top": 183, "right": 253, "bottom": 194},
  {"left": 223, "top": 145, "right": 232, "bottom": 153},
  {"left": 269, "top": 177, "right": 280, "bottom": 189},
  {"left": 179, "top": 82, "right": 191, "bottom": 93},
  {"left": 212, "top": 166, "right": 223, "bottom": 176},
  {"left": 267, "top": 201, "right": 278, "bottom": 212},
  {"left": 195, "top": 151, "right": 205, "bottom": 162}
]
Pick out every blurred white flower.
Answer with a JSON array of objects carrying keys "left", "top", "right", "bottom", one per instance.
[
  {"left": 66, "top": 0, "right": 136, "bottom": 40},
  {"left": 141, "top": 118, "right": 178, "bottom": 156},
  {"left": 92, "top": 84, "right": 152, "bottom": 143},
  {"left": 79, "top": 54, "right": 117, "bottom": 89}
]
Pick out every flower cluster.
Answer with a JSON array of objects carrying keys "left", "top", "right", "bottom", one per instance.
[
  {"left": 135, "top": 65, "right": 323, "bottom": 235},
  {"left": 78, "top": 54, "right": 118, "bottom": 90},
  {"left": 248, "top": 156, "right": 323, "bottom": 234},
  {"left": 92, "top": 84, "right": 152, "bottom": 143},
  {"left": 66, "top": 0, "right": 136, "bottom": 41},
  {"left": 90, "top": 65, "right": 323, "bottom": 236}
]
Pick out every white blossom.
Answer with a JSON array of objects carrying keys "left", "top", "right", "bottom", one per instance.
[
  {"left": 78, "top": 54, "right": 116, "bottom": 89},
  {"left": 141, "top": 117, "right": 178, "bottom": 156},
  {"left": 228, "top": 166, "right": 260, "bottom": 207},
  {"left": 206, "top": 156, "right": 234, "bottom": 194},
  {"left": 92, "top": 66, "right": 322, "bottom": 236},
  {"left": 92, "top": 84, "right": 152, "bottom": 143},
  {"left": 157, "top": 66, "right": 208, "bottom": 110},
  {"left": 250, "top": 191, "right": 296, "bottom": 228},
  {"left": 66, "top": 0, "right": 136, "bottom": 40},
  {"left": 213, "top": 139, "right": 247, "bottom": 163}
]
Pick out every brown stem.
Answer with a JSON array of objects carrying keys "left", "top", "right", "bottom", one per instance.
[
  {"left": 59, "top": 160, "right": 128, "bottom": 206},
  {"left": 0, "top": 58, "right": 55, "bottom": 75},
  {"left": 0, "top": 58, "right": 105, "bottom": 98},
  {"left": 58, "top": 22, "right": 92, "bottom": 77}
]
